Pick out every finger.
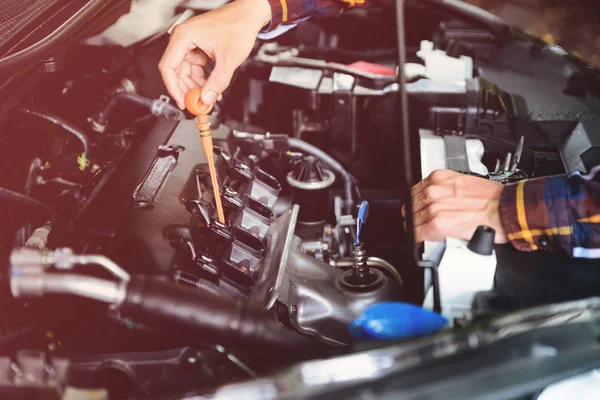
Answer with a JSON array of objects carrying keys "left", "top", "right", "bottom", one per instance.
[
  {"left": 158, "top": 31, "right": 194, "bottom": 108},
  {"left": 413, "top": 197, "right": 489, "bottom": 227},
  {"left": 411, "top": 169, "right": 461, "bottom": 198},
  {"left": 190, "top": 64, "right": 207, "bottom": 87},
  {"left": 185, "top": 48, "right": 209, "bottom": 65},
  {"left": 411, "top": 183, "right": 455, "bottom": 215},
  {"left": 180, "top": 61, "right": 200, "bottom": 92},
  {"left": 414, "top": 211, "right": 486, "bottom": 243},
  {"left": 201, "top": 58, "right": 236, "bottom": 106},
  {"left": 178, "top": 77, "right": 192, "bottom": 98}
]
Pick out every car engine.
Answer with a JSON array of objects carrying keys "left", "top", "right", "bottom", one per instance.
[{"left": 0, "top": 1, "right": 598, "bottom": 399}]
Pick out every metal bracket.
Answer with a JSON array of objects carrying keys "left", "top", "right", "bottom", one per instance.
[
  {"left": 443, "top": 134, "right": 470, "bottom": 173},
  {"left": 331, "top": 73, "right": 357, "bottom": 163}
]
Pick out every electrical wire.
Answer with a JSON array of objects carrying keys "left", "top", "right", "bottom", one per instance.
[
  {"left": 17, "top": 107, "right": 89, "bottom": 156},
  {"left": 0, "top": 187, "right": 58, "bottom": 224}
]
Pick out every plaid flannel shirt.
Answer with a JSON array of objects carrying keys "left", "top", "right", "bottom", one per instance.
[
  {"left": 501, "top": 165, "right": 600, "bottom": 259},
  {"left": 262, "top": 0, "right": 370, "bottom": 32}
]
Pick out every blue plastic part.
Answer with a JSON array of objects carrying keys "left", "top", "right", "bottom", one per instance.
[
  {"left": 355, "top": 220, "right": 363, "bottom": 245},
  {"left": 349, "top": 302, "right": 448, "bottom": 341},
  {"left": 355, "top": 201, "right": 370, "bottom": 244},
  {"left": 357, "top": 201, "right": 369, "bottom": 223}
]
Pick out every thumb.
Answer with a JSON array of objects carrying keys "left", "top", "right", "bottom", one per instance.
[{"left": 200, "top": 60, "right": 236, "bottom": 106}]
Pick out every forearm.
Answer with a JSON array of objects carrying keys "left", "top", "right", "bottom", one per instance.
[{"left": 500, "top": 166, "right": 600, "bottom": 258}]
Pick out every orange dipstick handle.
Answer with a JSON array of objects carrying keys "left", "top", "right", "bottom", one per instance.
[{"left": 185, "top": 88, "right": 226, "bottom": 224}]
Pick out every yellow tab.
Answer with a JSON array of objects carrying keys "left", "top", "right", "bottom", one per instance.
[
  {"left": 507, "top": 226, "right": 573, "bottom": 240},
  {"left": 578, "top": 214, "right": 600, "bottom": 223},
  {"left": 516, "top": 180, "right": 538, "bottom": 250},
  {"left": 280, "top": 0, "right": 288, "bottom": 22}
]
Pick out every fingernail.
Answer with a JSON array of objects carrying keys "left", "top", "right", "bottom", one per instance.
[{"left": 202, "top": 90, "right": 217, "bottom": 105}]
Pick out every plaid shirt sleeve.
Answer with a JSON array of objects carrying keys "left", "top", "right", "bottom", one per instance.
[
  {"left": 262, "top": 0, "right": 370, "bottom": 32},
  {"left": 500, "top": 165, "right": 600, "bottom": 259}
]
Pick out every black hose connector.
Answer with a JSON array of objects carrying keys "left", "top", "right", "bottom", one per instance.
[
  {"left": 288, "top": 138, "right": 356, "bottom": 214},
  {"left": 0, "top": 187, "right": 58, "bottom": 224},
  {"left": 94, "top": 92, "right": 184, "bottom": 128},
  {"left": 118, "top": 276, "right": 328, "bottom": 358},
  {"left": 17, "top": 108, "right": 89, "bottom": 155}
]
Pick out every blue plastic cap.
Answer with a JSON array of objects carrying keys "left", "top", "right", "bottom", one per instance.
[
  {"left": 349, "top": 302, "right": 448, "bottom": 341},
  {"left": 357, "top": 201, "right": 369, "bottom": 223}
]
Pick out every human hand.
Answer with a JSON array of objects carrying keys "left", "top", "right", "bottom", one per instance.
[
  {"left": 158, "top": 0, "right": 272, "bottom": 109},
  {"left": 402, "top": 169, "right": 508, "bottom": 244}
]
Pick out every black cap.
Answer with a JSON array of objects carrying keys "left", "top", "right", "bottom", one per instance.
[
  {"left": 467, "top": 225, "right": 495, "bottom": 255},
  {"left": 290, "top": 156, "right": 327, "bottom": 183}
]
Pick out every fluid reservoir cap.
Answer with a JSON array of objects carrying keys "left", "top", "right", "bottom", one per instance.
[
  {"left": 287, "top": 156, "right": 335, "bottom": 190},
  {"left": 349, "top": 302, "right": 448, "bottom": 340},
  {"left": 467, "top": 225, "right": 495, "bottom": 256}
]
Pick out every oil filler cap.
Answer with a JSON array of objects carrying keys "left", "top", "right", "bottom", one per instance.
[
  {"left": 467, "top": 225, "right": 495, "bottom": 255},
  {"left": 349, "top": 302, "right": 447, "bottom": 340}
]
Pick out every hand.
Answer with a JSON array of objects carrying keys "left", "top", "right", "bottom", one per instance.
[
  {"left": 402, "top": 169, "right": 508, "bottom": 244},
  {"left": 158, "top": 0, "right": 272, "bottom": 109}
]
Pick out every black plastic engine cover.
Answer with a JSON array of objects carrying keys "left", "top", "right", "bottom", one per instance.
[{"left": 70, "top": 119, "right": 231, "bottom": 274}]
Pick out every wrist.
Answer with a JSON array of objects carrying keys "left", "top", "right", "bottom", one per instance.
[{"left": 237, "top": 0, "right": 272, "bottom": 30}]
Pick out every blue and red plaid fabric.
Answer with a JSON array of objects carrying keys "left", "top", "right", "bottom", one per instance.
[
  {"left": 262, "top": 0, "right": 369, "bottom": 32},
  {"left": 501, "top": 165, "right": 600, "bottom": 259}
]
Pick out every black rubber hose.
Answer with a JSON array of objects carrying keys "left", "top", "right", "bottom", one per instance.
[
  {"left": 96, "top": 92, "right": 184, "bottom": 125},
  {"left": 288, "top": 138, "right": 356, "bottom": 214},
  {"left": 0, "top": 326, "right": 41, "bottom": 353},
  {"left": 0, "top": 187, "right": 58, "bottom": 224},
  {"left": 96, "top": 92, "right": 152, "bottom": 125},
  {"left": 118, "top": 276, "right": 329, "bottom": 358},
  {"left": 17, "top": 107, "right": 89, "bottom": 155}
]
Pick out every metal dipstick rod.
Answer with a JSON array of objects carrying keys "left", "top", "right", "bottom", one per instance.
[{"left": 185, "top": 88, "right": 226, "bottom": 224}]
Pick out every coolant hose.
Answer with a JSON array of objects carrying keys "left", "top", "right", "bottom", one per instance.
[
  {"left": 118, "top": 276, "right": 328, "bottom": 357},
  {"left": 17, "top": 108, "right": 89, "bottom": 156},
  {"left": 0, "top": 187, "right": 58, "bottom": 224},
  {"left": 288, "top": 138, "right": 356, "bottom": 214}
]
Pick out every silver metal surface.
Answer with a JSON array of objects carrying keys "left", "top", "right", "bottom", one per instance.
[
  {"left": 278, "top": 239, "right": 402, "bottom": 345},
  {"left": 11, "top": 247, "right": 130, "bottom": 282},
  {"left": 443, "top": 135, "right": 469, "bottom": 172},
  {"left": 269, "top": 66, "right": 323, "bottom": 90},
  {"left": 266, "top": 205, "right": 300, "bottom": 310},
  {"left": 334, "top": 257, "right": 403, "bottom": 286},
  {"left": 11, "top": 274, "right": 126, "bottom": 305},
  {"left": 503, "top": 152, "right": 512, "bottom": 172},
  {"left": 510, "top": 135, "right": 524, "bottom": 172},
  {"left": 70, "top": 254, "right": 131, "bottom": 282},
  {"left": 255, "top": 43, "right": 395, "bottom": 82},
  {"left": 286, "top": 169, "right": 335, "bottom": 190}
]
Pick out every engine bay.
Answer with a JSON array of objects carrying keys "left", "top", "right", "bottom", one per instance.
[{"left": 0, "top": 1, "right": 599, "bottom": 399}]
